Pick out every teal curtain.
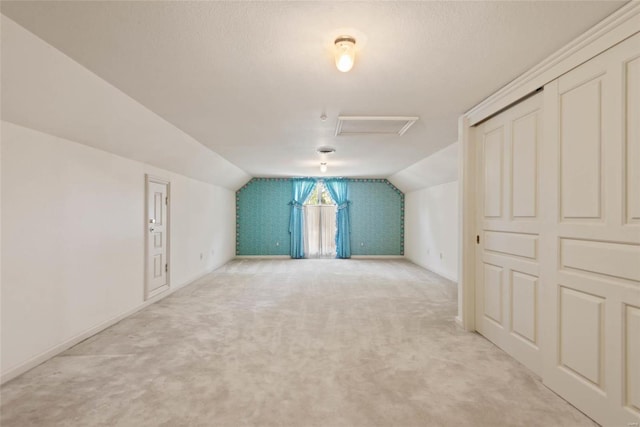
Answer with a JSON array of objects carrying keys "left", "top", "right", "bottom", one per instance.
[
  {"left": 324, "top": 178, "right": 351, "bottom": 259},
  {"left": 289, "top": 178, "right": 317, "bottom": 259}
]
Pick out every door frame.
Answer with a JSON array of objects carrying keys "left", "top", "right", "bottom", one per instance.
[
  {"left": 145, "top": 174, "right": 170, "bottom": 300},
  {"left": 456, "top": 3, "right": 639, "bottom": 331}
]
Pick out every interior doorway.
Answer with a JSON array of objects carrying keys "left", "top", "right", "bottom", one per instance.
[{"left": 145, "top": 175, "right": 170, "bottom": 299}]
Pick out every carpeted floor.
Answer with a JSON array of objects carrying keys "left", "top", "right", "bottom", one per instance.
[{"left": 1, "top": 259, "right": 596, "bottom": 426}]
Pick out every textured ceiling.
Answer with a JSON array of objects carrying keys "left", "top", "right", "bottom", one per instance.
[{"left": 0, "top": 1, "right": 626, "bottom": 178}]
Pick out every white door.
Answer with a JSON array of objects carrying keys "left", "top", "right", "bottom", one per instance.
[
  {"left": 146, "top": 176, "right": 169, "bottom": 298},
  {"left": 540, "top": 33, "right": 640, "bottom": 426},
  {"left": 474, "top": 92, "right": 544, "bottom": 375}
]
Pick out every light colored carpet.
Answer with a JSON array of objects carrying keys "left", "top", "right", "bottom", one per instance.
[{"left": 1, "top": 259, "right": 595, "bottom": 426}]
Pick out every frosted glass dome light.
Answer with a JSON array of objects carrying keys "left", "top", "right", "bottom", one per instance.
[{"left": 335, "top": 36, "right": 356, "bottom": 72}]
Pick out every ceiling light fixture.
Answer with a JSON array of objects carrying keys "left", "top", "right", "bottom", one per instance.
[
  {"left": 316, "top": 146, "right": 336, "bottom": 155},
  {"left": 320, "top": 162, "right": 328, "bottom": 173},
  {"left": 335, "top": 36, "right": 356, "bottom": 72}
]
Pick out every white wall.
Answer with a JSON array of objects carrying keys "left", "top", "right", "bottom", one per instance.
[
  {"left": 404, "top": 180, "right": 459, "bottom": 282},
  {"left": 1, "top": 122, "right": 237, "bottom": 382},
  {"left": 395, "top": 140, "right": 460, "bottom": 318},
  {"left": 0, "top": 15, "right": 247, "bottom": 382}
]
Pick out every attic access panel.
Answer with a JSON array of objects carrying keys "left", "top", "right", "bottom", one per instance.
[{"left": 335, "top": 116, "right": 419, "bottom": 136}]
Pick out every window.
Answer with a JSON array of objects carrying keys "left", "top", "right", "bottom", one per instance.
[
  {"left": 305, "top": 183, "right": 334, "bottom": 206},
  {"left": 303, "top": 182, "right": 337, "bottom": 258}
]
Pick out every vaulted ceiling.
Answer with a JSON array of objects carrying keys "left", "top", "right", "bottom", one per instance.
[{"left": 0, "top": 1, "right": 626, "bottom": 178}]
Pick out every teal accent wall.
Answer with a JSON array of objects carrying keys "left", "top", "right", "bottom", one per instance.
[
  {"left": 236, "top": 178, "right": 291, "bottom": 255},
  {"left": 236, "top": 178, "right": 404, "bottom": 256},
  {"left": 349, "top": 179, "right": 404, "bottom": 256}
]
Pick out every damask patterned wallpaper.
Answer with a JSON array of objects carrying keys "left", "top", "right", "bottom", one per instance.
[
  {"left": 236, "top": 178, "right": 404, "bottom": 256},
  {"left": 349, "top": 179, "right": 404, "bottom": 256},
  {"left": 236, "top": 178, "right": 291, "bottom": 255}
]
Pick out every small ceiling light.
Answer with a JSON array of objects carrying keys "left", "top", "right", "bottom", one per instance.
[
  {"left": 320, "top": 162, "right": 328, "bottom": 173},
  {"left": 335, "top": 36, "right": 356, "bottom": 72},
  {"left": 316, "top": 146, "right": 336, "bottom": 155}
]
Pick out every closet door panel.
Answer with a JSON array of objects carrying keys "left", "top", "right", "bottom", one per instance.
[
  {"left": 475, "top": 93, "right": 543, "bottom": 376},
  {"left": 542, "top": 33, "right": 640, "bottom": 426},
  {"left": 626, "top": 56, "right": 640, "bottom": 225},
  {"left": 559, "top": 77, "right": 603, "bottom": 221},
  {"left": 511, "top": 112, "right": 538, "bottom": 219}
]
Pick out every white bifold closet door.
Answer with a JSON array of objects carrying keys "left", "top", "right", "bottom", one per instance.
[
  {"left": 475, "top": 32, "right": 640, "bottom": 426},
  {"left": 304, "top": 205, "right": 337, "bottom": 258}
]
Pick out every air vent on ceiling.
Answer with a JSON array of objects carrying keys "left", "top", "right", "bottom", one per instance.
[{"left": 335, "top": 116, "right": 419, "bottom": 136}]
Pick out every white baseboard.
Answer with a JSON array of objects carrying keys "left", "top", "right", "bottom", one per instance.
[
  {"left": 429, "top": 268, "right": 457, "bottom": 282},
  {"left": 0, "top": 263, "right": 223, "bottom": 385},
  {"left": 173, "top": 260, "right": 226, "bottom": 288},
  {"left": 235, "top": 255, "right": 290, "bottom": 259},
  {"left": 406, "top": 258, "right": 458, "bottom": 282},
  {"left": 350, "top": 255, "right": 405, "bottom": 259},
  {"left": 235, "top": 255, "right": 406, "bottom": 260}
]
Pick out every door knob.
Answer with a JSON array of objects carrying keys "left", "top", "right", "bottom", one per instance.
[{"left": 149, "top": 219, "right": 156, "bottom": 224}]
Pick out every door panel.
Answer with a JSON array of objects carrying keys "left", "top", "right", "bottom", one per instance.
[
  {"left": 483, "top": 127, "right": 504, "bottom": 219},
  {"left": 559, "top": 286, "right": 604, "bottom": 387},
  {"left": 627, "top": 56, "right": 640, "bottom": 225},
  {"left": 475, "top": 92, "right": 543, "bottom": 376},
  {"left": 626, "top": 304, "right": 640, "bottom": 413},
  {"left": 484, "top": 231, "right": 537, "bottom": 259},
  {"left": 560, "top": 78, "right": 603, "bottom": 221},
  {"left": 483, "top": 263, "right": 503, "bottom": 324},
  {"left": 146, "top": 177, "right": 169, "bottom": 298},
  {"left": 560, "top": 238, "right": 640, "bottom": 282},
  {"left": 511, "top": 271, "right": 537, "bottom": 344},
  {"left": 511, "top": 112, "right": 538, "bottom": 219}
]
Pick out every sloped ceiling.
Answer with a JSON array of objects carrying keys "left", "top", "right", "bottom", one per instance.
[
  {"left": 388, "top": 142, "right": 459, "bottom": 193},
  {"left": 1, "top": 16, "right": 251, "bottom": 190},
  {"left": 0, "top": 1, "right": 626, "bottom": 179}
]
